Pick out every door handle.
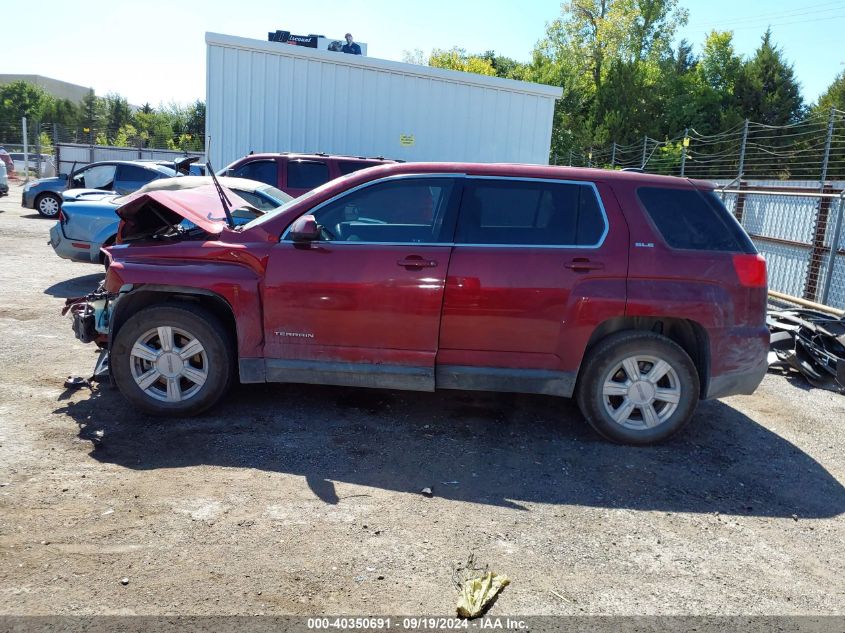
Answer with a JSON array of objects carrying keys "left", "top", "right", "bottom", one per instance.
[
  {"left": 397, "top": 256, "right": 438, "bottom": 269},
  {"left": 565, "top": 258, "right": 604, "bottom": 272}
]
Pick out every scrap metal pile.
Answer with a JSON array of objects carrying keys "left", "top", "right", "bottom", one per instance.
[{"left": 767, "top": 309, "right": 845, "bottom": 393}]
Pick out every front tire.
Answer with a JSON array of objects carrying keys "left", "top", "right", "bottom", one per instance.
[
  {"left": 111, "top": 303, "right": 234, "bottom": 416},
  {"left": 576, "top": 331, "right": 700, "bottom": 445},
  {"left": 35, "top": 192, "right": 62, "bottom": 217}
]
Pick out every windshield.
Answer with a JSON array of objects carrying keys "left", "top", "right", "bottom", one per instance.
[{"left": 258, "top": 184, "right": 291, "bottom": 204}]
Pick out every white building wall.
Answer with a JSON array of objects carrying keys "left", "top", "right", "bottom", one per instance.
[{"left": 206, "top": 33, "right": 561, "bottom": 169}]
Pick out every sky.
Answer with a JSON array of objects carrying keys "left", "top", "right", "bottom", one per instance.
[{"left": 6, "top": 0, "right": 845, "bottom": 108}]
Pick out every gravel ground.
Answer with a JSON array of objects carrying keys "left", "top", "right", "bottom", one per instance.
[{"left": 0, "top": 182, "right": 843, "bottom": 616}]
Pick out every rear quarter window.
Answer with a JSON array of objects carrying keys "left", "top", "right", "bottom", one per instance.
[{"left": 637, "top": 187, "right": 756, "bottom": 253}]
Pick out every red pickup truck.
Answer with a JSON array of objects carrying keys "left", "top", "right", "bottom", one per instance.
[{"left": 66, "top": 162, "right": 768, "bottom": 445}]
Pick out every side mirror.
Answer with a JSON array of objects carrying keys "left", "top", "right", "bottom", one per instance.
[
  {"left": 289, "top": 214, "right": 320, "bottom": 242},
  {"left": 58, "top": 173, "right": 68, "bottom": 179}
]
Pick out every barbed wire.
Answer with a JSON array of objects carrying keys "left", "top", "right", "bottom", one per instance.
[{"left": 554, "top": 108, "right": 845, "bottom": 182}]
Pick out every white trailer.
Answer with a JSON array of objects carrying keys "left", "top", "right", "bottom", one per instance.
[{"left": 205, "top": 32, "right": 562, "bottom": 169}]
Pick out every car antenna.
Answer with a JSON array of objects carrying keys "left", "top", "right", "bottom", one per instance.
[{"left": 205, "top": 160, "right": 235, "bottom": 229}]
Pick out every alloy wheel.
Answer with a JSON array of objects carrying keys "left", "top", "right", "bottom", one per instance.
[
  {"left": 601, "top": 354, "right": 682, "bottom": 430},
  {"left": 129, "top": 326, "right": 208, "bottom": 403}
]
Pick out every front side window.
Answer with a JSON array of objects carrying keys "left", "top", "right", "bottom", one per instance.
[
  {"left": 296, "top": 177, "right": 456, "bottom": 244},
  {"left": 456, "top": 179, "right": 605, "bottom": 246},
  {"left": 71, "top": 164, "right": 116, "bottom": 190},
  {"left": 231, "top": 160, "right": 278, "bottom": 187},
  {"left": 287, "top": 160, "right": 329, "bottom": 190}
]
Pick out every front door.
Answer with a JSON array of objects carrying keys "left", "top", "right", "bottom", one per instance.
[{"left": 262, "top": 175, "right": 462, "bottom": 390}]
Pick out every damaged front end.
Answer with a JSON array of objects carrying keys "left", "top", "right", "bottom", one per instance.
[{"left": 63, "top": 284, "right": 119, "bottom": 381}]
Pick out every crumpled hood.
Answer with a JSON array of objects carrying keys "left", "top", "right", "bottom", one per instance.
[{"left": 116, "top": 184, "right": 251, "bottom": 236}]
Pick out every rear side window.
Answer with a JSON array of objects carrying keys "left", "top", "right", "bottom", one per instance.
[
  {"left": 116, "top": 164, "right": 159, "bottom": 192},
  {"left": 456, "top": 179, "right": 606, "bottom": 246},
  {"left": 287, "top": 160, "right": 329, "bottom": 189},
  {"left": 637, "top": 187, "right": 755, "bottom": 253},
  {"left": 338, "top": 161, "right": 381, "bottom": 175},
  {"left": 231, "top": 160, "right": 277, "bottom": 187}
]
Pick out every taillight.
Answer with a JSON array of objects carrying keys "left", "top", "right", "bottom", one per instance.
[
  {"left": 733, "top": 254, "right": 767, "bottom": 287},
  {"left": 58, "top": 209, "right": 64, "bottom": 223}
]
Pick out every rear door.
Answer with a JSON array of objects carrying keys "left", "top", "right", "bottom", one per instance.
[
  {"left": 261, "top": 175, "right": 462, "bottom": 389},
  {"left": 436, "top": 177, "right": 629, "bottom": 396}
]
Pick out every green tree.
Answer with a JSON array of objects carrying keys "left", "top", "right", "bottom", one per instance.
[
  {"left": 133, "top": 110, "right": 176, "bottom": 149},
  {"left": 478, "top": 51, "right": 529, "bottom": 80},
  {"left": 428, "top": 47, "right": 497, "bottom": 76},
  {"left": 531, "top": 0, "right": 688, "bottom": 157},
  {"left": 815, "top": 71, "right": 845, "bottom": 113},
  {"left": 735, "top": 29, "right": 803, "bottom": 126},
  {"left": 42, "top": 98, "right": 81, "bottom": 130},
  {"left": 698, "top": 30, "right": 741, "bottom": 95},
  {"left": 540, "top": 0, "right": 687, "bottom": 93},
  {"left": 185, "top": 100, "right": 205, "bottom": 139},
  {"left": 80, "top": 89, "right": 106, "bottom": 141},
  {"left": 0, "top": 80, "right": 53, "bottom": 121},
  {"left": 656, "top": 30, "right": 744, "bottom": 138},
  {"left": 104, "top": 93, "right": 132, "bottom": 141}
]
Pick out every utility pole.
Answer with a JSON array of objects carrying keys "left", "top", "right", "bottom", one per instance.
[
  {"left": 610, "top": 141, "right": 617, "bottom": 168},
  {"left": 680, "top": 128, "right": 689, "bottom": 177}
]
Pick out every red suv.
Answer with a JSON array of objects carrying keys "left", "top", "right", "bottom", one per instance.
[
  {"left": 67, "top": 162, "right": 768, "bottom": 445},
  {"left": 220, "top": 153, "right": 398, "bottom": 197}
]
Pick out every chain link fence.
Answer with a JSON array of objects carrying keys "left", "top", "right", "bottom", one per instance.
[
  {"left": 0, "top": 117, "right": 204, "bottom": 180},
  {"left": 554, "top": 108, "right": 845, "bottom": 183},
  {"left": 717, "top": 182, "right": 845, "bottom": 310}
]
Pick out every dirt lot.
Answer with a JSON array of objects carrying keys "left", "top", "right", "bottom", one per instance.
[{"left": 0, "top": 181, "right": 843, "bottom": 617}]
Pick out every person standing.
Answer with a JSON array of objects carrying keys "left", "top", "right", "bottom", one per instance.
[{"left": 342, "top": 33, "right": 362, "bottom": 55}]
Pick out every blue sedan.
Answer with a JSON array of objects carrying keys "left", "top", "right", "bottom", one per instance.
[{"left": 22, "top": 158, "right": 196, "bottom": 217}]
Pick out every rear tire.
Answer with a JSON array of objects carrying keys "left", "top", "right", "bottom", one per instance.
[
  {"left": 111, "top": 303, "right": 234, "bottom": 416},
  {"left": 576, "top": 331, "right": 700, "bottom": 445},
  {"left": 35, "top": 192, "right": 62, "bottom": 217}
]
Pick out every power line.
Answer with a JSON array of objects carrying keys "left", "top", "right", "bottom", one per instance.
[{"left": 686, "top": 0, "right": 845, "bottom": 29}]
